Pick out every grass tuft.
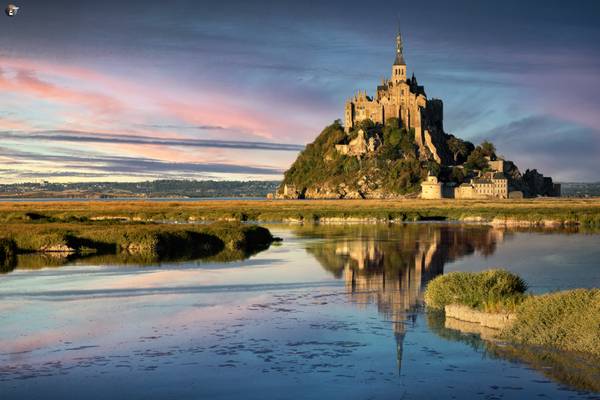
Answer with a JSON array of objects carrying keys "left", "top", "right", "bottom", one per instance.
[{"left": 424, "top": 269, "right": 527, "bottom": 312}]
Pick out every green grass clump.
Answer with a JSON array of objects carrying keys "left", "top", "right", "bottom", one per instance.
[
  {"left": 424, "top": 269, "right": 527, "bottom": 312},
  {"left": 502, "top": 289, "right": 600, "bottom": 356}
]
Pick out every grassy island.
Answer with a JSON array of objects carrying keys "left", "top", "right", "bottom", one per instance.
[
  {"left": 0, "top": 221, "right": 277, "bottom": 272},
  {"left": 424, "top": 270, "right": 600, "bottom": 357}
]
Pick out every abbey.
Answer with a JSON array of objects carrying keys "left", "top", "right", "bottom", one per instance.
[{"left": 344, "top": 30, "right": 447, "bottom": 163}]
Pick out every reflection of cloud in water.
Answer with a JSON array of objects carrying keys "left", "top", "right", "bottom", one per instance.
[{"left": 303, "top": 224, "right": 506, "bottom": 371}]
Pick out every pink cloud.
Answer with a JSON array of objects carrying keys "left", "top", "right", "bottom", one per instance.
[
  {"left": 0, "top": 56, "right": 315, "bottom": 141},
  {"left": 0, "top": 116, "right": 34, "bottom": 131}
]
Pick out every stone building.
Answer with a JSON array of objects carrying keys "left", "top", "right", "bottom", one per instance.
[
  {"left": 344, "top": 29, "right": 447, "bottom": 163},
  {"left": 421, "top": 175, "right": 443, "bottom": 199},
  {"left": 455, "top": 172, "right": 509, "bottom": 199}
]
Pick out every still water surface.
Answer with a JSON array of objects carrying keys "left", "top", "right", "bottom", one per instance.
[{"left": 1, "top": 224, "right": 599, "bottom": 399}]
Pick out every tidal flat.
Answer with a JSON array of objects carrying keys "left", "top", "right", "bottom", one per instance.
[{"left": 1, "top": 223, "right": 599, "bottom": 399}]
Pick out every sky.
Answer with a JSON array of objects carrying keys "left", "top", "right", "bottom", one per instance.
[{"left": 0, "top": 0, "right": 599, "bottom": 183}]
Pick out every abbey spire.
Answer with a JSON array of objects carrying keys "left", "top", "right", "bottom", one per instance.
[
  {"left": 392, "top": 27, "right": 406, "bottom": 84},
  {"left": 393, "top": 27, "right": 406, "bottom": 66}
]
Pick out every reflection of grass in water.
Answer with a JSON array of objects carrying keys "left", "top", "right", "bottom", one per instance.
[
  {"left": 488, "top": 343, "right": 600, "bottom": 393},
  {"left": 15, "top": 253, "right": 75, "bottom": 270},
  {"left": 426, "top": 311, "right": 600, "bottom": 393},
  {"left": 14, "top": 245, "right": 272, "bottom": 270},
  {"left": 425, "top": 311, "right": 486, "bottom": 352},
  {"left": 0, "top": 238, "right": 17, "bottom": 273}
]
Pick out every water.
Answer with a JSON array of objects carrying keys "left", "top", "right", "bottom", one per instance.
[{"left": 1, "top": 223, "right": 599, "bottom": 399}]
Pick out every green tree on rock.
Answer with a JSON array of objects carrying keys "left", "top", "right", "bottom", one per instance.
[
  {"left": 465, "top": 147, "right": 489, "bottom": 172},
  {"left": 480, "top": 140, "right": 497, "bottom": 159},
  {"left": 447, "top": 136, "right": 473, "bottom": 164}
]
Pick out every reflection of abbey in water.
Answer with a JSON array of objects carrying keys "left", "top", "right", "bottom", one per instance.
[{"left": 306, "top": 224, "right": 505, "bottom": 371}]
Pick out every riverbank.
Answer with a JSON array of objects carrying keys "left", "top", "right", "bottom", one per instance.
[{"left": 1, "top": 198, "right": 599, "bottom": 226}]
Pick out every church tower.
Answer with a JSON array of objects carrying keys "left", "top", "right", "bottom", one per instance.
[{"left": 392, "top": 29, "right": 406, "bottom": 85}]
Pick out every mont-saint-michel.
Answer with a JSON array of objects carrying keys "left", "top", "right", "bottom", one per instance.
[
  {"left": 276, "top": 30, "right": 559, "bottom": 200},
  {"left": 2, "top": 3, "right": 600, "bottom": 400}
]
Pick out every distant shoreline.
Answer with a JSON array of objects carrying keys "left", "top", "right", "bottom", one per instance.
[{"left": 0, "top": 196, "right": 268, "bottom": 202}]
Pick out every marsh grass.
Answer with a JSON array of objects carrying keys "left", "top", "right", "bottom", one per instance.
[
  {"left": 0, "top": 198, "right": 599, "bottom": 226},
  {"left": 502, "top": 289, "right": 600, "bottom": 356},
  {"left": 424, "top": 269, "right": 528, "bottom": 312}
]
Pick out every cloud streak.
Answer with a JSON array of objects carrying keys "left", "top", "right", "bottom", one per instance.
[{"left": 1, "top": 130, "right": 305, "bottom": 152}]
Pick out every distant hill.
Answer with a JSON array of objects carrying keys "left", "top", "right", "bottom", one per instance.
[{"left": 0, "top": 180, "right": 281, "bottom": 199}]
